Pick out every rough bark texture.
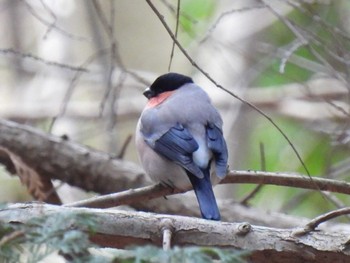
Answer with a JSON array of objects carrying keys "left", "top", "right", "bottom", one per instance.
[
  {"left": 0, "top": 119, "right": 147, "bottom": 194},
  {"left": 2, "top": 119, "right": 350, "bottom": 262},
  {"left": 1, "top": 203, "right": 350, "bottom": 263}
]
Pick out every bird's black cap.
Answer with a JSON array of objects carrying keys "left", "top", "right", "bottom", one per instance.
[{"left": 143, "top": 72, "right": 193, "bottom": 99}]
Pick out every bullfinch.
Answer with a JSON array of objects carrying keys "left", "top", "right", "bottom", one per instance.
[{"left": 135, "top": 73, "right": 228, "bottom": 220}]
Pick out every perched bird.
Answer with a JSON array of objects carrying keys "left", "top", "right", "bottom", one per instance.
[{"left": 136, "top": 73, "right": 228, "bottom": 220}]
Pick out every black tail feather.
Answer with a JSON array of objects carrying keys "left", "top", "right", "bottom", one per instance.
[{"left": 187, "top": 168, "right": 220, "bottom": 221}]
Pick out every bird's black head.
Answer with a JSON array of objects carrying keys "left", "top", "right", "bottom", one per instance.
[{"left": 143, "top": 72, "right": 193, "bottom": 99}]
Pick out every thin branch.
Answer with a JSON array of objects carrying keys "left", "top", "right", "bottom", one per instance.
[
  {"left": 224, "top": 171, "right": 350, "bottom": 195},
  {"left": 168, "top": 0, "right": 181, "bottom": 71},
  {"left": 161, "top": 219, "right": 174, "bottom": 250},
  {"left": 261, "top": 0, "right": 348, "bottom": 88},
  {"left": 20, "top": 0, "right": 89, "bottom": 41},
  {"left": 64, "top": 171, "right": 350, "bottom": 210},
  {"left": 240, "top": 143, "right": 266, "bottom": 205},
  {"left": 294, "top": 207, "right": 350, "bottom": 236},
  {"left": 49, "top": 48, "right": 109, "bottom": 132},
  {"left": 65, "top": 184, "right": 176, "bottom": 208},
  {"left": 162, "top": 227, "right": 172, "bottom": 250},
  {"left": 321, "top": 191, "right": 350, "bottom": 221},
  {"left": 201, "top": 4, "right": 267, "bottom": 43},
  {"left": 2, "top": 119, "right": 350, "bottom": 208},
  {"left": 160, "top": 0, "right": 197, "bottom": 24},
  {"left": 280, "top": 190, "right": 311, "bottom": 213},
  {"left": 91, "top": 0, "right": 112, "bottom": 35},
  {"left": 284, "top": 0, "right": 350, "bottom": 42},
  {"left": 38, "top": 0, "right": 57, "bottom": 39},
  {"left": 279, "top": 40, "right": 305, "bottom": 73},
  {"left": 0, "top": 48, "right": 88, "bottom": 72},
  {"left": 117, "top": 134, "right": 133, "bottom": 159}
]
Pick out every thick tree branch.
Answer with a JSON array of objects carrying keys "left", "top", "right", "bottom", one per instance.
[
  {"left": 0, "top": 119, "right": 147, "bottom": 195},
  {"left": 3, "top": 119, "right": 350, "bottom": 230},
  {"left": 2, "top": 119, "right": 350, "bottom": 197},
  {"left": 1, "top": 203, "right": 350, "bottom": 263}
]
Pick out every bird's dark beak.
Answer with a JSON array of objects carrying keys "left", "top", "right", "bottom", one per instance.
[{"left": 143, "top": 88, "right": 154, "bottom": 99}]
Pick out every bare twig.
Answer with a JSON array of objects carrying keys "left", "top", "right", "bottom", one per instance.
[
  {"left": 0, "top": 48, "right": 88, "bottom": 72},
  {"left": 322, "top": 191, "right": 350, "bottom": 221},
  {"left": 63, "top": 170, "right": 350, "bottom": 210},
  {"left": 279, "top": 40, "right": 305, "bottom": 73},
  {"left": 224, "top": 171, "right": 350, "bottom": 195},
  {"left": 91, "top": 0, "right": 112, "bottom": 35},
  {"left": 117, "top": 134, "right": 133, "bottom": 159},
  {"left": 64, "top": 184, "right": 177, "bottom": 208},
  {"left": 161, "top": 219, "right": 174, "bottom": 250},
  {"left": 280, "top": 190, "right": 311, "bottom": 213},
  {"left": 38, "top": 0, "right": 57, "bottom": 39},
  {"left": 201, "top": 4, "right": 266, "bottom": 43},
  {"left": 162, "top": 228, "right": 172, "bottom": 250},
  {"left": 284, "top": 0, "right": 350, "bottom": 42},
  {"left": 240, "top": 143, "right": 266, "bottom": 206},
  {"left": 293, "top": 207, "right": 350, "bottom": 236},
  {"left": 49, "top": 48, "right": 109, "bottom": 132},
  {"left": 20, "top": 0, "right": 89, "bottom": 41},
  {"left": 160, "top": 0, "right": 197, "bottom": 24},
  {"left": 261, "top": 0, "right": 348, "bottom": 88},
  {"left": 168, "top": 0, "right": 181, "bottom": 71}
]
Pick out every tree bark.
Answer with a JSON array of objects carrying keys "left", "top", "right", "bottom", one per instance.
[{"left": 1, "top": 203, "right": 350, "bottom": 263}]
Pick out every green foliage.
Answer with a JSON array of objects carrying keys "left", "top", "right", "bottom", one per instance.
[
  {"left": 246, "top": 118, "right": 331, "bottom": 175},
  {"left": 253, "top": 2, "right": 345, "bottom": 87},
  {"left": 0, "top": 211, "right": 105, "bottom": 263},
  {"left": 179, "top": 0, "right": 216, "bottom": 39},
  {"left": 113, "top": 246, "right": 248, "bottom": 263},
  {"left": 242, "top": 0, "right": 350, "bottom": 217}
]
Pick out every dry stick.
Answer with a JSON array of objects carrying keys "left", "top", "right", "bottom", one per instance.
[
  {"left": 48, "top": 48, "right": 109, "bottom": 132},
  {"left": 93, "top": 0, "right": 121, "bottom": 116},
  {"left": 293, "top": 207, "right": 350, "bottom": 236},
  {"left": 161, "top": 219, "right": 174, "bottom": 250},
  {"left": 117, "top": 134, "right": 133, "bottom": 159},
  {"left": 240, "top": 143, "right": 266, "bottom": 205},
  {"left": 168, "top": 0, "right": 181, "bottom": 71},
  {"left": 0, "top": 48, "right": 88, "bottom": 73},
  {"left": 279, "top": 40, "right": 305, "bottom": 74},
  {"left": 162, "top": 228, "right": 172, "bottom": 250},
  {"left": 280, "top": 190, "right": 311, "bottom": 213},
  {"left": 64, "top": 184, "right": 179, "bottom": 208},
  {"left": 65, "top": 171, "right": 350, "bottom": 209},
  {"left": 145, "top": 0, "right": 311, "bottom": 179},
  {"left": 224, "top": 171, "right": 350, "bottom": 193},
  {"left": 19, "top": 0, "right": 89, "bottom": 41},
  {"left": 200, "top": 4, "right": 266, "bottom": 44}
]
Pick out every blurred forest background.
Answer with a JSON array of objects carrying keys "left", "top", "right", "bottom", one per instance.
[{"left": 1, "top": 0, "right": 350, "bottom": 229}]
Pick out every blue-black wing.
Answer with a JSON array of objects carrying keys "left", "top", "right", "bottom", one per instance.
[
  {"left": 146, "top": 123, "right": 204, "bottom": 178},
  {"left": 206, "top": 123, "right": 228, "bottom": 178}
]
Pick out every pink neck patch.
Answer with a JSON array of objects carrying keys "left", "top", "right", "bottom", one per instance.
[{"left": 146, "top": 90, "right": 175, "bottom": 108}]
